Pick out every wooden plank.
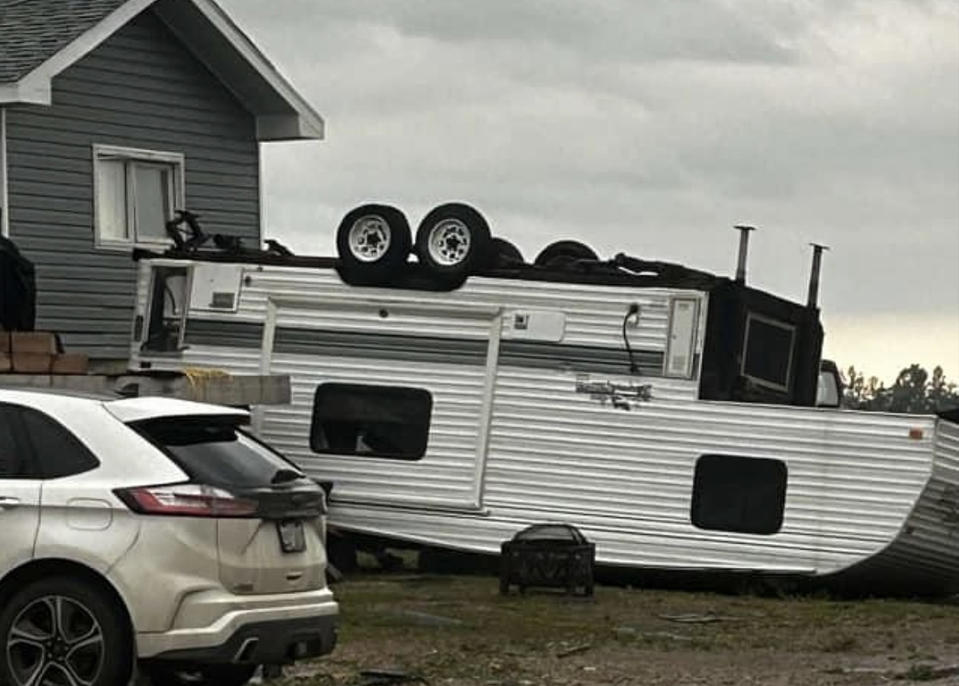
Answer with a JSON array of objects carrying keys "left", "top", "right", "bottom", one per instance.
[{"left": 0, "top": 373, "right": 292, "bottom": 406}]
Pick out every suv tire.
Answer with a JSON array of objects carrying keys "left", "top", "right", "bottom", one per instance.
[{"left": 0, "top": 576, "right": 132, "bottom": 686}]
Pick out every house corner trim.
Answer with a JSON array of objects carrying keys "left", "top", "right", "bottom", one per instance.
[{"left": 1, "top": 106, "right": 8, "bottom": 238}]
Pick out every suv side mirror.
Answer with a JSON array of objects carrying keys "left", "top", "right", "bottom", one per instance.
[{"left": 816, "top": 359, "right": 843, "bottom": 408}]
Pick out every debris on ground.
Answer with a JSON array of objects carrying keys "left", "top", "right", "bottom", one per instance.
[
  {"left": 359, "top": 668, "right": 428, "bottom": 685},
  {"left": 386, "top": 609, "right": 467, "bottom": 627},
  {"left": 657, "top": 612, "right": 735, "bottom": 624},
  {"left": 279, "top": 573, "right": 959, "bottom": 685},
  {"left": 555, "top": 643, "right": 592, "bottom": 658},
  {"left": 825, "top": 662, "right": 959, "bottom": 681}
]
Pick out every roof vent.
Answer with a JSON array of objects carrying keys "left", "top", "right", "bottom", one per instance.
[
  {"left": 733, "top": 225, "right": 756, "bottom": 284},
  {"left": 806, "top": 243, "right": 829, "bottom": 309}
]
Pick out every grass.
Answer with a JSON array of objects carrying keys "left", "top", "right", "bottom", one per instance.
[{"left": 277, "top": 572, "right": 959, "bottom": 685}]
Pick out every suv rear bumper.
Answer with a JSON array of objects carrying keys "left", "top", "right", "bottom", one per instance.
[
  {"left": 136, "top": 588, "right": 338, "bottom": 662},
  {"left": 143, "top": 615, "right": 337, "bottom": 665}
]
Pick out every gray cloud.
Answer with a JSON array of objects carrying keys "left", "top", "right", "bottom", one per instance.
[
  {"left": 230, "top": 0, "right": 804, "bottom": 64},
  {"left": 220, "top": 0, "right": 959, "bottom": 373}
]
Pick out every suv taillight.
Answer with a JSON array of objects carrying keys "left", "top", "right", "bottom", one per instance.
[{"left": 114, "top": 483, "right": 258, "bottom": 518}]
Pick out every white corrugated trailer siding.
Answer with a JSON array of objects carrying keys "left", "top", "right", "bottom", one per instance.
[{"left": 131, "top": 260, "right": 959, "bottom": 590}]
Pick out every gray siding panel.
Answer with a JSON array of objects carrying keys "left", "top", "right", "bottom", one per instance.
[
  {"left": 182, "top": 320, "right": 666, "bottom": 375},
  {"left": 5, "top": 9, "right": 260, "bottom": 359}
]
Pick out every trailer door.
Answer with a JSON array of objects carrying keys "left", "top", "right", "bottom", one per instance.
[{"left": 257, "top": 298, "right": 500, "bottom": 512}]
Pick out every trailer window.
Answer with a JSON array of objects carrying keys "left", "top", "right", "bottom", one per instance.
[
  {"left": 310, "top": 383, "right": 432, "bottom": 460},
  {"left": 741, "top": 313, "right": 795, "bottom": 392},
  {"left": 691, "top": 454, "right": 787, "bottom": 535}
]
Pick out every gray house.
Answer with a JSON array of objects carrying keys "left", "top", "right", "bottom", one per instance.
[{"left": 0, "top": 0, "right": 322, "bottom": 362}]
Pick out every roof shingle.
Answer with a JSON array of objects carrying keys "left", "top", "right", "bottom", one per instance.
[{"left": 0, "top": 0, "right": 129, "bottom": 83}]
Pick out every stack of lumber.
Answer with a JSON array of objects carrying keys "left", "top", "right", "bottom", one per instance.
[{"left": 0, "top": 331, "right": 89, "bottom": 375}]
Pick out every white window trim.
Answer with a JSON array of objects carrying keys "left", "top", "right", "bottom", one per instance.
[
  {"left": 92, "top": 144, "right": 185, "bottom": 251},
  {"left": 1, "top": 106, "right": 8, "bottom": 238}
]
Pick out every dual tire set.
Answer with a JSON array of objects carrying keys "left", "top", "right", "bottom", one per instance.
[
  {"left": 337, "top": 202, "right": 492, "bottom": 285},
  {"left": 336, "top": 202, "right": 602, "bottom": 285}
]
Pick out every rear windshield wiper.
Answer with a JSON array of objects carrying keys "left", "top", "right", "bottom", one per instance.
[{"left": 271, "top": 468, "right": 306, "bottom": 485}]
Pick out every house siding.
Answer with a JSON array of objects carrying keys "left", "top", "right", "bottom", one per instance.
[{"left": 5, "top": 9, "right": 260, "bottom": 359}]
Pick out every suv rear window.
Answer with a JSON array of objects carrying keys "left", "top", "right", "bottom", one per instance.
[{"left": 134, "top": 419, "right": 303, "bottom": 488}]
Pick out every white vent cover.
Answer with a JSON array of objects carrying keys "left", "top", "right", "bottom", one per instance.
[
  {"left": 190, "top": 263, "right": 243, "bottom": 313},
  {"left": 665, "top": 297, "right": 699, "bottom": 377},
  {"left": 501, "top": 310, "right": 566, "bottom": 342}
]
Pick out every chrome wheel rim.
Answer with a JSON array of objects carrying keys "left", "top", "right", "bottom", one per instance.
[
  {"left": 347, "top": 215, "right": 391, "bottom": 262},
  {"left": 6, "top": 596, "right": 104, "bottom": 686},
  {"left": 427, "top": 219, "right": 471, "bottom": 266}
]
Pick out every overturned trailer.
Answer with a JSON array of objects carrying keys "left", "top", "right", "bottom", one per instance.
[{"left": 130, "top": 207, "right": 959, "bottom": 593}]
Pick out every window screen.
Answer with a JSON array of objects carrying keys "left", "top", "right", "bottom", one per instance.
[
  {"left": 690, "top": 454, "right": 787, "bottom": 535},
  {"left": 741, "top": 313, "right": 795, "bottom": 391},
  {"left": 96, "top": 158, "right": 128, "bottom": 241},
  {"left": 310, "top": 383, "right": 432, "bottom": 460},
  {"left": 19, "top": 408, "right": 99, "bottom": 479}
]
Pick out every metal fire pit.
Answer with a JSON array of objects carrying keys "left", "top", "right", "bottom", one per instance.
[{"left": 499, "top": 523, "right": 595, "bottom": 596}]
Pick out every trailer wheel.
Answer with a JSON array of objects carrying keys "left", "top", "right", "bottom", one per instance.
[
  {"left": 534, "top": 240, "right": 599, "bottom": 269},
  {"left": 415, "top": 203, "right": 491, "bottom": 280},
  {"left": 326, "top": 532, "right": 358, "bottom": 574},
  {"left": 336, "top": 204, "right": 411, "bottom": 284},
  {"left": 489, "top": 237, "right": 525, "bottom": 268}
]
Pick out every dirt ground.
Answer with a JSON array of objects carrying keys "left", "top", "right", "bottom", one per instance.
[{"left": 275, "top": 572, "right": 959, "bottom": 686}]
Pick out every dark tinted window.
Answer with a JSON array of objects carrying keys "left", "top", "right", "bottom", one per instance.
[
  {"left": 135, "top": 420, "right": 303, "bottom": 488},
  {"left": 742, "top": 314, "right": 795, "bottom": 391},
  {"left": 0, "top": 405, "right": 36, "bottom": 478},
  {"left": 310, "top": 384, "right": 432, "bottom": 460},
  {"left": 19, "top": 408, "right": 99, "bottom": 479},
  {"left": 691, "top": 454, "right": 787, "bottom": 535}
]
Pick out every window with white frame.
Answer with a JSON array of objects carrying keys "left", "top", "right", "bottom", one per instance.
[{"left": 93, "top": 145, "right": 184, "bottom": 248}]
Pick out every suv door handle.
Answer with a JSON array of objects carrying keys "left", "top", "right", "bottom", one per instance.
[{"left": 0, "top": 496, "right": 22, "bottom": 509}]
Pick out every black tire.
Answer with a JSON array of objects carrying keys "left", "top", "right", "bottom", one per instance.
[
  {"left": 0, "top": 576, "right": 132, "bottom": 686},
  {"left": 144, "top": 662, "right": 257, "bottom": 686},
  {"left": 335, "top": 204, "right": 411, "bottom": 284},
  {"left": 489, "top": 237, "right": 525, "bottom": 268},
  {"left": 415, "top": 203, "right": 491, "bottom": 280},
  {"left": 327, "top": 534, "right": 359, "bottom": 574},
  {"left": 533, "top": 240, "right": 599, "bottom": 269}
]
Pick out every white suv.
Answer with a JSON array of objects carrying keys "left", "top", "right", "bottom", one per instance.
[{"left": 0, "top": 389, "right": 338, "bottom": 686}]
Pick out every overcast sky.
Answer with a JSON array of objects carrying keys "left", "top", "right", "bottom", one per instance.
[{"left": 220, "top": 0, "right": 959, "bottom": 383}]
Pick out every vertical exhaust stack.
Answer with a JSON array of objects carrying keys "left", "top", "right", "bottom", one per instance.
[
  {"left": 806, "top": 243, "right": 829, "bottom": 309},
  {"left": 733, "top": 225, "right": 756, "bottom": 284}
]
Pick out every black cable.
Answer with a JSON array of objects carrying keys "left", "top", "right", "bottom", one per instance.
[{"left": 622, "top": 303, "right": 640, "bottom": 374}]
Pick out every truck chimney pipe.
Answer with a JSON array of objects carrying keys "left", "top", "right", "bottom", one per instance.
[
  {"left": 806, "top": 243, "right": 829, "bottom": 309},
  {"left": 733, "top": 225, "right": 755, "bottom": 284}
]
